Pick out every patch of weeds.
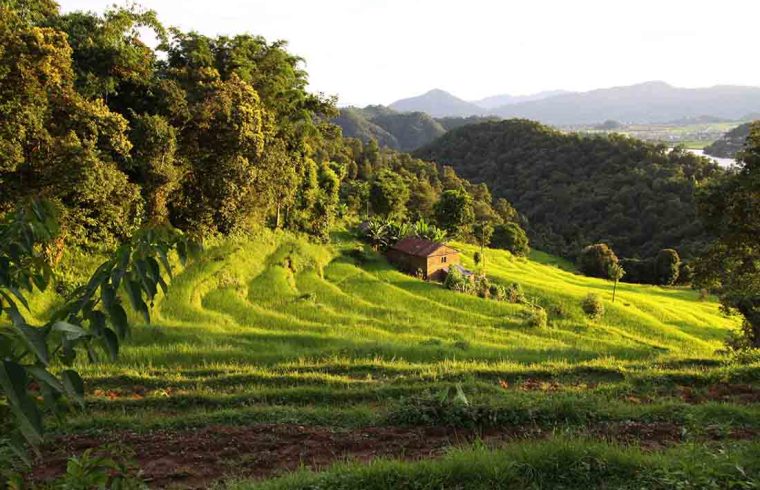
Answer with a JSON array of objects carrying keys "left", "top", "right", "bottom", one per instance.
[
  {"left": 452, "top": 340, "right": 470, "bottom": 350},
  {"left": 419, "top": 338, "right": 443, "bottom": 347},
  {"left": 505, "top": 282, "right": 526, "bottom": 303},
  {"left": 548, "top": 302, "right": 570, "bottom": 319},
  {"left": 581, "top": 293, "right": 605, "bottom": 320},
  {"left": 217, "top": 271, "right": 241, "bottom": 289},
  {"left": 522, "top": 306, "right": 548, "bottom": 328}
]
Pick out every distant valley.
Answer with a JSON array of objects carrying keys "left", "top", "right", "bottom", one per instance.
[
  {"left": 335, "top": 81, "right": 760, "bottom": 154},
  {"left": 368, "top": 81, "right": 760, "bottom": 125}
]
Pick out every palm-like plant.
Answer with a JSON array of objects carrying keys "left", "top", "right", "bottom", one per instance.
[
  {"left": 413, "top": 220, "right": 447, "bottom": 242},
  {"left": 364, "top": 219, "right": 389, "bottom": 251}
]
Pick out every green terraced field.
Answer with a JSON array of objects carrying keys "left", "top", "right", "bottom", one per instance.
[{"left": 21, "top": 231, "right": 760, "bottom": 488}]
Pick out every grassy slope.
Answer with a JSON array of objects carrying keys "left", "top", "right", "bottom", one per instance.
[{"left": 33, "top": 230, "right": 758, "bottom": 486}]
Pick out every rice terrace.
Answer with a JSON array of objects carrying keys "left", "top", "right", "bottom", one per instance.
[{"left": 1, "top": 0, "right": 759, "bottom": 489}]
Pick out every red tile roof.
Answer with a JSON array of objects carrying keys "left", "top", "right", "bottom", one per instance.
[{"left": 390, "top": 237, "right": 457, "bottom": 257}]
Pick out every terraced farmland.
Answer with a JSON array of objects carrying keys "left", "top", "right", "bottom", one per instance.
[{"left": 24, "top": 231, "right": 760, "bottom": 488}]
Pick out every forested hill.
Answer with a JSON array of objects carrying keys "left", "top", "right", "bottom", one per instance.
[
  {"left": 0, "top": 3, "right": 516, "bottom": 252},
  {"left": 703, "top": 122, "right": 754, "bottom": 158},
  {"left": 416, "top": 119, "right": 723, "bottom": 259},
  {"left": 334, "top": 105, "right": 496, "bottom": 151}
]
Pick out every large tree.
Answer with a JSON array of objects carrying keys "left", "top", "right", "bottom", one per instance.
[
  {"left": 0, "top": 6, "right": 143, "bottom": 249},
  {"left": 694, "top": 122, "right": 760, "bottom": 347},
  {"left": 369, "top": 169, "right": 409, "bottom": 219},
  {"left": 434, "top": 189, "right": 475, "bottom": 238}
]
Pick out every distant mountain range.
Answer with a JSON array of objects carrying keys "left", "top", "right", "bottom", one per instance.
[
  {"left": 471, "top": 90, "right": 570, "bottom": 110},
  {"left": 383, "top": 82, "right": 760, "bottom": 125},
  {"left": 389, "top": 89, "right": 484, "bottom": 118}
]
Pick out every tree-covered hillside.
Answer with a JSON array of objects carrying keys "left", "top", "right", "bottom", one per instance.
[
  {"left": 417, "top": 119, "right": 724, "bottom": 260},
  {"left": 335, "top": 106, "right": 446, "bottom": 151},
  {"left": 335, "top": 106, "right": 496, "bottom": 151},
  {"left": 0, "top": 3, "right": 516, "bottom": 250},
  {"left": 703, "top": 122, "right": 754, "bottom": 158}
]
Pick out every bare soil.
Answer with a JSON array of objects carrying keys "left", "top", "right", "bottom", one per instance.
[{"left": 30, "top": 421, "right": 758, "bottom": 489}]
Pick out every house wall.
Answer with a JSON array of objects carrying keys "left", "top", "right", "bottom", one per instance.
[
  {"left": 387, "top": 249, "right": 461, "bottom": 281},
  {"left": 426, "top": 253, "right": 460, "bottom": 281},
  {"left": 387, "top": 250, "right": 427, "bottom": 275}
]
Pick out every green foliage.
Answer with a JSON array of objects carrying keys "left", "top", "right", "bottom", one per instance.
[
  {"left": 369, "top": 170, "right": 409, "bottom": 219},
  {"left": 620, "top": 257, "right": 655, "bottom": 284},
  {"left": 231, "top": 441, "right": 760, "bottom": 490},
  {"left": 578, "top": 244, "right": 619, "bottom": 279},
  {"left": 170, "top": 74, "right": 269, "bottom": 234},
  {"left": 488, "top": 283, "right": 506, "bottom": 301},
  {"left": 491, "top": 223, "right": 530, "bottom": 256},
  {"left": 694, "top": 121, "right": 760, "bottom": 347},
  {"left": 472, "top": 274, "right": 490, "bottom": 298},
  {"left": 504, "top": 282, "right": 526, "bottom": 304},
  {"left": 0, "top": 7, "right": 142, "bottom": 249},
  {"left": 417, "top": 119, "right": 722, "bottom": 259},
  {"left": 54, "top": 448, "right": 146, "bottom": 489},
  {"left": 127, "top": 113, "right": 181, "bottom": 223},
  {"left": 443, "top": 265, "right": 470, "bottom": 293},
  {"left": 50, "top": 6, "right": 166, "bottom": 102},
  {"left": 607, "top": 262, "right": 625, "bottom": 302},
  {"left": 523, "top": 305, "right": 548, "bottom": 328},
  {"left": 0, "top": 233, "right": 744, "bottom": 485},
  {"left": 434, "top": 190, "right": 474, "bottom": 238},
  {"left": 654, "top": 248, "right": 680, "bottom": 286},
  {"left": 703, "top": 122, "right": 753, "bottom": 159},
  {"left": 472, "top": 221, "right": 494, "bottom": 252},
  {"left": 581, "top": 293, "right": 605, "bottom": 320},
  {"left": 411, "top": 220, "right": 447, "bottom": 242},
  {"left": 0, "top": 201, "right": 189, "bottom": 458}
]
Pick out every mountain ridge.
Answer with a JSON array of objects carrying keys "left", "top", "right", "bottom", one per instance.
[{"left": 382, "top": 82, "right": 760, "bottom": 125}]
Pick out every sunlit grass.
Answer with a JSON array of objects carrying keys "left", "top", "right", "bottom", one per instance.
[{"left": 25, "top": 230, "right": 757, "bottom": 486}]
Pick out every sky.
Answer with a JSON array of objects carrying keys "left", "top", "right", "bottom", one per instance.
[{"left": 57, "top": 0, "right": 760, "bottom": 107}]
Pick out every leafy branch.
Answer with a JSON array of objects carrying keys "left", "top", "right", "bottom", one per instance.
[{"left": 0, "top": 201, "right": 193, "bottom": 462}]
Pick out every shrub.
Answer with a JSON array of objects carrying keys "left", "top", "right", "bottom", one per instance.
[
  {"left": 581, "top": 293, "right": 605, "bottom": 319},
  {"left": 473, "top": 274, "right": 490, "bottom": 298},
  {"left": 620, "top": 257, "right": 654, "bottom": 284},
  {"left": 489, "top": 284, "right": 507, "bottom": 301},
  {"left": 523, "top": 306, "right": 547, "bottom": 328},
  {"left": 505, "top": 282, "right": 526, "bottom": 303},
  {"left": 676, "top": 261, "right": 693, "bottom": 285},
  {"left": 491, "top": 222, "right": 530, "bottom": 256},
  {"left": 443, "top": 265, "right": 470, "bottom": 293},
  {"left": 654, "top": 248, "right": 680, "bottom": 285},
  {"left": 578, "top": 243, "right": 619, "bottom": 278},
  {"left": 548, "top": 302, "right": 569, "bottom": 318}
]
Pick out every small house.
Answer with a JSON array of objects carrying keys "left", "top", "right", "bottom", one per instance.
[{"left": 386, "top": 237, "right": 461, "bottom": 281}]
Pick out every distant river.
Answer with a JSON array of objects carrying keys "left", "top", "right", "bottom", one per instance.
[{"left": 684, "top": 149, "right": 737, "bottom": 168}]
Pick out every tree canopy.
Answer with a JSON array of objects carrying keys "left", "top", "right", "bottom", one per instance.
[
  {"left": 694, "top": 122, "right": 760, "bottom": 347},
  {"left": 416, "top": 119, "right": 723, "bottom": 261}
]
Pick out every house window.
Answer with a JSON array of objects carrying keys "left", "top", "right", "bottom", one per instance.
[{"left": 441, "top": 256, "right": 447, "bottom": 263}]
